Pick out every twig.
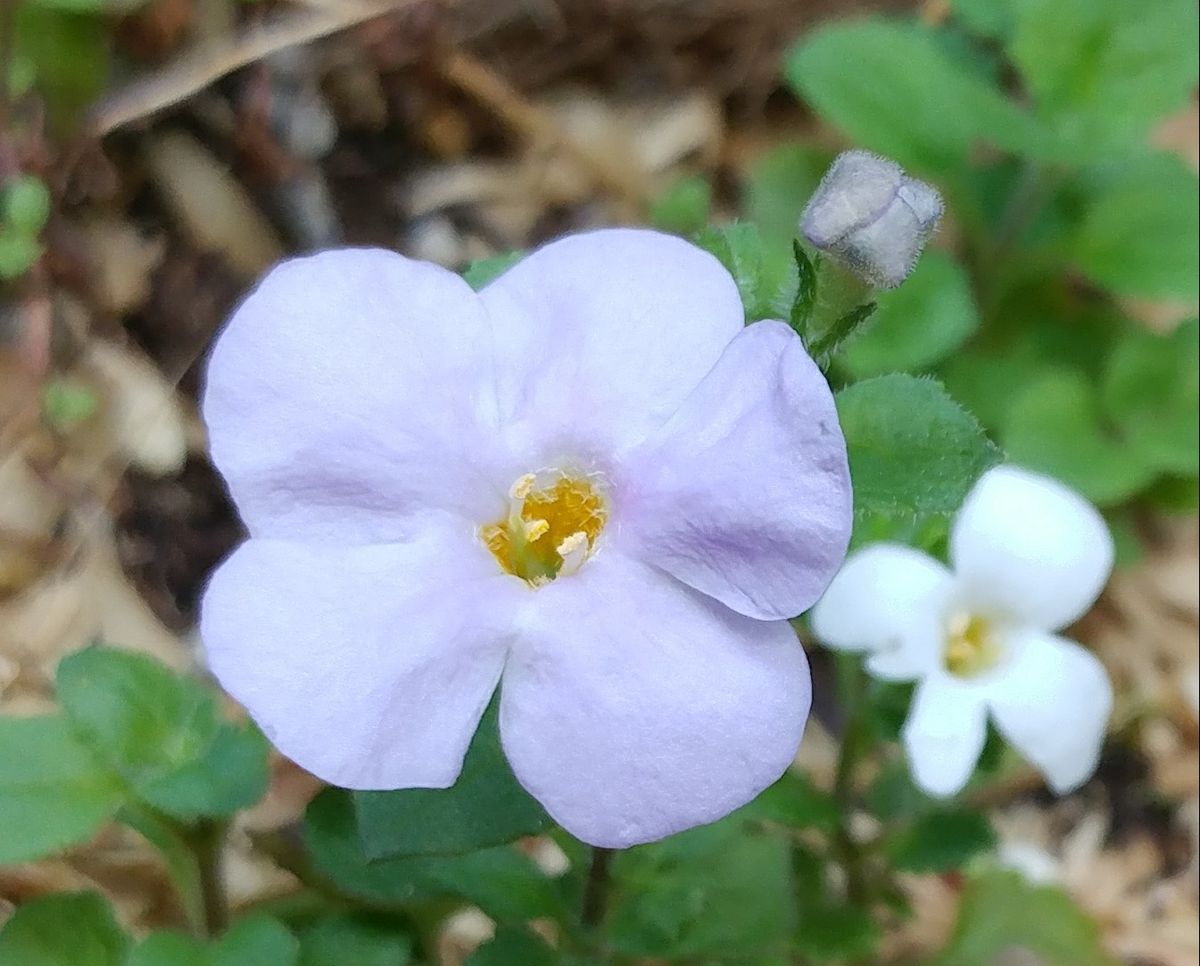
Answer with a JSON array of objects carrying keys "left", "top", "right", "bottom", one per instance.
[
  {"left": 86, "top": 0, "right": 422, "bottom": 136},
  {"left": 437, "top": 48, "right": 650, "bottom": 214}
]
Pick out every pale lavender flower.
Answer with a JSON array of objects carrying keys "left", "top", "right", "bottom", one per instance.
[{"left": 200, "top": 228, "right": 852, "bottom": 847}]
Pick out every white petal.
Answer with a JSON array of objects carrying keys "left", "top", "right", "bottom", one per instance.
[
  {"left": 499, "top": 553, "right": 810, "bottom": 847},
  {"left": 902, "top": 675, "right": 988, "bottom": 797},
  {"left": 951, "top": 466, "right": 1114, "bottom": 630},
  {"left": 985, "top": 631, "right": 1112, "bottom": 794},
  {"left": 811, "top": 544, "right": 953, "bottom": 680},
  {"left": 201, "top": 522, "right": 521, "bottom": 789},
  {"left": 203, "top": 249, "right": 503, "bottom": 544},
  {"left": 618, "top": 321, "right": 851, "bottom": 620},
  {"left": 479, "top": 228, "right": 744, "bottom": 463}
]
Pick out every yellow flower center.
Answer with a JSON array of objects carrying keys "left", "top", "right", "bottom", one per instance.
[
  {"left": 482, "top": 472, "right": 607, "bottom": 585},
  {"left": 943, "top": 611, "right": 1002, "bottom": 678}
]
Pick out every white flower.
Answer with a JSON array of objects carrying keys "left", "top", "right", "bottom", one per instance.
[{"left": 812, "top": 465, "right": 1115, "bottom": 797}]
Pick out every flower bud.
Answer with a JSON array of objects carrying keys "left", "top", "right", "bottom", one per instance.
[{"left": 799, "top": 150, "right": 943, "bottom": 289}]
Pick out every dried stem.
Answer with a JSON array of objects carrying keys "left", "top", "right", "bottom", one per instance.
[{"left": 86, "top": 0, "right": 422, "bottom": 136}]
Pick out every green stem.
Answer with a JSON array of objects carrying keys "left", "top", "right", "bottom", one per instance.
[
  {"left": 581, "top": 846, "right": 614, "bottom": 931},
  {"left": 832, "top": 654, "right": 872, "bottom": 906},
  {"left": 119, "top": 805, "right": 207, "bottom": 936},
  {"left": 188, "top": 819, "right": 230, "bottom": 937}
]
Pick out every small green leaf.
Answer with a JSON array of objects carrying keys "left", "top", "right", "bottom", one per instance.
[
  {"left": 1102, "top": 319, "right": 1199, "bottom": 477},
  {"left": 0, "top": 892, "right": 129, "bottom": 966},
  {"left": 867, "top": 759, "right": 937, "bottom": 823},
  {"left": 300, "top": 915, "right": 412, "bottom": 966},
  {"left": 1009, "top": 0, "right": 1198, "bottom": 160},
  {"left": 1070, "top": 154, "right": 1200, "bottom": 301},
  {"left": 840, "top": 252, "right": 979, "bottom": 377},
  {"left": 886, "top": 808, "right": 997, "bottom": 872},
  {"left": 788, "top": 241, "right": 818, "bottom": 334},
  {"left": 55, "top": 647, "right": 268, "bottom": 819},
  {"left": 836, "top": 374, "right": 1002, "bottom": 517},
  {"left": 355, "top": 701, "right": 549, "bottom": 859},
  {"left": 809, "top": 301, "right": 877, "bottom": 363},
  {"left": 0, "top": 229, "right": 43, "bottom": 279},
  {"left": 949, "top": 0, "right": 1014, "bottom": 39},
  {"left": 2, "top": 174, "right": 51, "bottom": 235},
  {"left": 650, "top": 175, "right": 712, "bottom": 236},
  {"left": 42, "top": 378, "right": 99, "bottom": 431},
  {"left": 785, "top": 19, "right": 1035, "bottom": 173},
  {"left": 127, "top": 919, "right": 298, "bottom": 966},
  {"left": 465, "top": 926, "right": 557, "bottom": 966},
  {"left": 693, "top": 222, "right": 774, "bottom": 321},
  {"left": 126, "top": 932, "right": 207, "bottom": 966},
  {"left": 1002, "top": 369, "right": 1157, "bottom": 506},
  {"left": 794, "top": 901, "right": 881, "bottom": 963},
  {"left": 936, "top": 869, "right": 1119, "bottom": 965},
  {"left": 462, "top": 251, "right": 524, "bottom": 290},
  {"left": 0, "top": 715, "right": 125, "bottom": 864},
  {"left": 211, "top": 916, "right": 299, "bottom": 966},
  {"left": 13, "top": 6, "right": 112, "bottom": 134},
  {"left": 608, "top": 817, "right": 795, "bottom": 959},
  {"left": 306, "top": 789, "right": 564, "bottom": 923}
]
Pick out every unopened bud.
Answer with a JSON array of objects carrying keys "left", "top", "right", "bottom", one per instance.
[{"left": 800, "top": 150, "right": 942, "bottom": 289}]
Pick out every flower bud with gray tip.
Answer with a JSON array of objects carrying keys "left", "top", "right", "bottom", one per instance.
[{"left": 800, "top": 150, "right": 943, "bottom": 289}]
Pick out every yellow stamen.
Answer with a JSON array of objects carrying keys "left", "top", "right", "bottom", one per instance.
[
  {"left": 943, "top": 611, "right": 1002, "bottom": 678},
  {"left": 483, "top": 473, "right": 606, "bottom": 584}
]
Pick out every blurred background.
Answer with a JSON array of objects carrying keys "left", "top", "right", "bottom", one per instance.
[{"left": 0, "top": 0, "right": 1196, "bottom": 963}]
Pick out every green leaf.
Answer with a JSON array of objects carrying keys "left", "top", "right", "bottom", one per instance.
[
  {"left": 788, "top": 241, "right": 818, "bottom": 334},
  {"left": 0, "top": 892, "right": 129, "bottom": 966},
  {"left": 949, "top": 0, "right": 1014, "bottom": 39},
  {"left": 794, "top": 901, "right": 881, "bottom": 963},
  {"left": 127, "top": 918, "right": 298, "bottom": 966},
  {"left": 836, "top": 374, "right": 1002, "bottom": 517},
  {"left": 55, "top": 647, "right": 268, "bottom": 819},
  {"left": 1009, "top": 0, "right": 1199, "bottom": 160},
  {"left": 1102, "top": 319, "right": 1199, "bottom": 478},
  {"left": 749, "top": 770, "right": 839, "bottom": 833},
  {"left": 650, "top": 175, "right": 712, "bottom": 236},
  {"left": 867, "top": 759, "right": 938, "bottom": 823},
  {"left": 693, "top": 222, "right": 775, "bottom": 322},
  {"left": 840, "top": 252, "right": 979, "bottom": 377},
  {"left": 608, "top": 817, "right": 794, "bottom": 959},
  {"left": 354, "top": 702, "right": 549, "bottom": 860},
  {"left": 126, "top": 932, "right": 208, "bottom": 966},
  {"left": 306, "top": 789, "right": 564, "bottom": 923},
  {"left": 2, "top": 174, "right": 51, "bottom": 235},
  {"left": 211, "top": 916, "right": 298, "bottom": 966},
  {"left": 886, "top": 808, "right": 997, "bottom": 872},
  {"left": 936, "top": 869, "right": 1119, "bottom": 965},
  {"left": 1002, "top": 368, "right": 1157, "bottom": 505},
  {"left": 465, "top": 926, "right": 557, "bottom": 966},
  {"left": 0, "top": 715, "right": 125, "bottom": 864},
  {"left": 462, "top": 252, "right": 524, "bottom": 290},
  {"left": 300, "top": 915, "right": 412, "bottom": 966},
  {"left": 785, "top": 19, "right": 1034, "bottom": 173},
  {"left": 1069, "top": 154, "right": 1200, "bottom": 301}
]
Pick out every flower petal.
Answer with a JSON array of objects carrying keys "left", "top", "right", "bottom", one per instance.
[
  {"left": 616, "top": 321, "right": 851, "bottom": 620},
  {"left": 811, "top": 544, "right": 953, "bottom": 680},
  {"left": 479, "top": 229, "right": 745, "bottom": 461},
  {"left": 203, "top": 249, "right": 503, "bottom": 544},
  {"left": 200, "top": 523, "right": 520, "bottom": 789},
  {"left": 902, "top": 675, "right": 987, "bottom": 797},
  {"left": 951, "top": 466, "right": 1114, "bottom": 630},
  {"left": 499, "top": 553, "right": 810, "bottom": 847},
  {"left": 985, "top": 631, "right": 1112, "bottom": 794}
]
